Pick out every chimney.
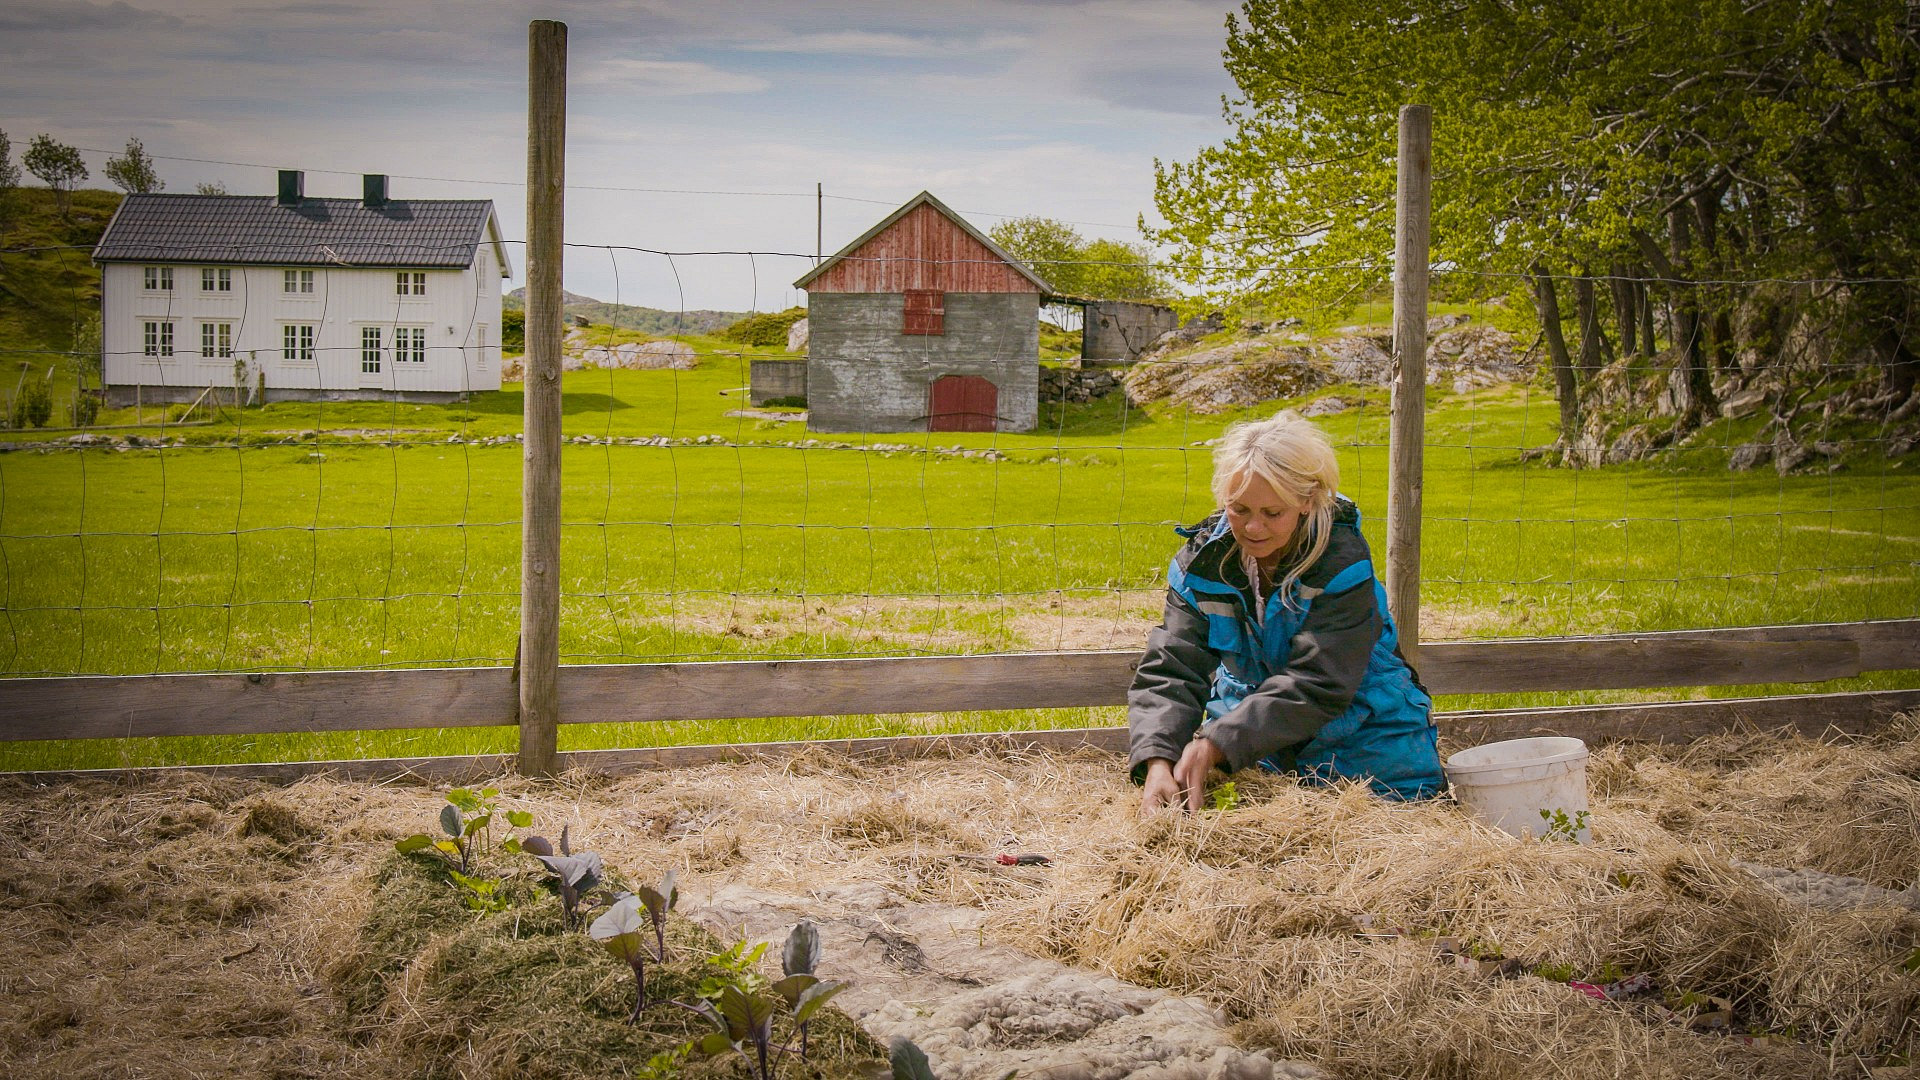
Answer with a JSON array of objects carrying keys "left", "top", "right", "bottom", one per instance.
[
  {"left": 276, "top": 170, "right": 305, "bottom": 206},
  {"left": 363, "top": 174, "right": 388, "bottom": 208}
]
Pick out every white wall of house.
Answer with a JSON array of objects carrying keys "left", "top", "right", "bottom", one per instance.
[{"left": 101, "top": 251, "right": 503, "bottom": 398}]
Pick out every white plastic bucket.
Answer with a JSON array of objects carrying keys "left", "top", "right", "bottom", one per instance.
[{"left": 1445, "top": 737, "right": 1592, "bottom": 843}]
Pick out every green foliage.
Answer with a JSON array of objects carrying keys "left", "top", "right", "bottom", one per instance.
[
  {"left": 394, "top": 786, "right": 528, "bottom": 877},
  {"left": 759, "top": 394, "right": 806, "bottom": 409},
  {"left": 697, "top": 938, "right": 770, "bottom": 1002},
  {"left": 22, "top": 135, "right": 86, "bottom": 215},
  {"left": 12, "top": 373, "right": 51, "bottom": 428},
  {"left": 500, "top": 308, "right": 524, "bottom": 352},
  {"left": 103, "top": 137, "right": 162, "bottom": 194},
  {"left": 1207, "top": 780, "right": 1241, "bottom": 812},
  {"left": 1150, "top": 0, "right": 1920, "bottom": 410},
  {"left": 989, "top": 216, "right": 1166, "bottom": 300},
  {"left": 1537, "top": 807, "right": 1591, "bottom": 843},
  {"left": 721, "top": 306, "right": 807, "bottom": 348},
  {"left": 71, "top": 389, "right": 99, "bottom": 428},
  {"left": 194, "top": 180, "right": 227, "bottom": 196}
]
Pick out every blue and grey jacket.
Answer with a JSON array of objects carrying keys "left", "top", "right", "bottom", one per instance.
[{"left": 1126, "top": 497, "right": 1445, "bottom": 799}]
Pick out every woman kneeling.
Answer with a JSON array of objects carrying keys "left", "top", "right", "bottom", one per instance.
[{"left": 1130, "top": 410, "right": 1444, "bottom": 813}]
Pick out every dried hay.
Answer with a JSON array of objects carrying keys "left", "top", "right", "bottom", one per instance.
[{"left": 1, "top": 718, "right": 1917, "bottom": 1079}]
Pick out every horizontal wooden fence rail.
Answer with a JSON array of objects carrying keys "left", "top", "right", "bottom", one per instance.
[
  {"left": 12, "top": 689, "right": 1920, "bottom": 787},
  {"left": 1, "top": 619, "right": 1915, "bottom": 744}
]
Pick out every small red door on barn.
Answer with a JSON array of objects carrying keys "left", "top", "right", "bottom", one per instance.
[{"left": 928, "top": 375, "right": 998, "bottom": 432}]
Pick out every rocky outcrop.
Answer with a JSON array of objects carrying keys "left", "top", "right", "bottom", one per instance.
[
  {"left": 1123, "top": 316, "right": 1533, "bottom": 413},
  {"left": 787, "top": 317, "right": 809, "bottom": 353}
]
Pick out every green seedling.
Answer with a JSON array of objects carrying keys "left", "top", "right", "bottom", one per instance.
[
  {"left": 589, "top": 895, "right": 653, "bottom": 1021},
  {"left": 698, "top": 939, "right": 770, "bottom": 1002},
  {"left": 1537, "top": 807, "right": 1590, "bottom": 842},
  {"left": 1207, "top": 780, "right": 1241, "bottom": 812},
  {"left": 447, "top": 869, "right": 510, "bottom": 913},
  {"left": 394, "top": 787, "right": 532, "bottom": 875},
  {"left": 522, "top": 826, "right": 603, "bottom": 931}
]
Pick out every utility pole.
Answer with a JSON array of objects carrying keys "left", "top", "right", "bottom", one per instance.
[{"left": 816, "top": 182, "right": 823, "bottom": 266}]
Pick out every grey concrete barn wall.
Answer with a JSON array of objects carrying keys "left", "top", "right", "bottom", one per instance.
[
  {"left": 1084, "top": 300, "right": 1178, "bottom": 361},
  {"left": 806, "top": 292, "right": 1039, "bottom": 433}
]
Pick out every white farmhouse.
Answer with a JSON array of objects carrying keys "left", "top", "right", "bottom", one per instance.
[{"left": 92, "top": 170, "right": 511, "bottom": 404}]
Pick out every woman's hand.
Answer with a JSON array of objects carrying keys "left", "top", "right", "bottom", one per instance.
[
  {"left": 1173, "top": 736, "right": 1226, "bottom": 812},
  {"left": 1139, "top": 758, "right": 1182, "bottom": 815}
]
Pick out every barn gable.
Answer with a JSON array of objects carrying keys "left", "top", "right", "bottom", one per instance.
[{"left": 795, "top": 191, "right": 1050, "bottom": 295}]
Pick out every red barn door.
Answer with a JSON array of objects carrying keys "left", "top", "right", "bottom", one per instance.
[{"left": 928, "top": 375, "right": 997, "bottom": 432}]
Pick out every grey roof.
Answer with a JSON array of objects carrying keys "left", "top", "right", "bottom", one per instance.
[
  {"left": 93, "top": 194, "right": 509, "bottom": 272},
  {"left": 793, "top": 190, "right": 1051, "bottom": 292}
]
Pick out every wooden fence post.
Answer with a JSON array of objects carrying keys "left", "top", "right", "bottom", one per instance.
[
  {"left": 1387, "top": 104, "right": 1432, "bottom": 653},
  {"left": 520, "top": 19, "right": 567, "bottom": 778}
]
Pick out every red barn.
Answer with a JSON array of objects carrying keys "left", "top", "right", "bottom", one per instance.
[{"left": 795, "top": 191, "right": 1049, "bottom": 433}]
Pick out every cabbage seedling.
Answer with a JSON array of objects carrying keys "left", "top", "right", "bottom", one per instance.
[
  {"left": 523, "top": 826, "right": 603, "bottom": 931},
  {"left": 690, "top": 980, "right": 845, "bottom": 1080},
  {"left": 635, "top": 870, "right": 678, "bottom": 960},
  {"left": 590, "top": 895, "right": 652, "bottom": 1021},
  {"left": 773, "top": 920, "right": 822, "bottom": 1056}
]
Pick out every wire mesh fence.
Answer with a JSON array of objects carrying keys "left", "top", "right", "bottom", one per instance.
[{"left": 1, "top": 227, "right": 1916, "bottom": 711}]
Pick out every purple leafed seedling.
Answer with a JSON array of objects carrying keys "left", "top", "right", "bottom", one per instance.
[
  {"left": 590, "top": 895, "right": 652, "bottom": 1021},
  {"left": 522, "top": 826, "right": 604, "bottom": 931},
  {"left": 634, "top": 870, "right": 678, "bottom": 961},
  {"left": 689, "top": 980, "right": 846, "bottom": 1080},
  {"left": 774, "top": 920, "right": 822, "bottom": 1056}
]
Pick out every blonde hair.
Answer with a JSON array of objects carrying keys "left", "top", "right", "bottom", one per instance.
[{"left": 1211, "top": 409, "right": 1340, "bottom": 604}]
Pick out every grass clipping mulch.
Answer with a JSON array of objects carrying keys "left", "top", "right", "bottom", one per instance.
[{"left": 2, "top": 716, "right": 1918, "bottom": 1080}]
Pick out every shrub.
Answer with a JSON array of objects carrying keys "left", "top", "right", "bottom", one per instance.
[
  {"left": 721, "top": 307, "right": 806, "bottom": 348},
  {"left": 71, "top": 389, "right": 99, "bottom": 427},
  {"left": 12, "top": 376, "right": 51, "bottom": 428},
  {"left": 502, "top": 309, "right": 524, "bottom": 352}
]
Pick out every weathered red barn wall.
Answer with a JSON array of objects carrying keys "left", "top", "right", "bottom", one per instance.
[{"left": 808, "top": 204, "right": 1038, "bottom": 294}]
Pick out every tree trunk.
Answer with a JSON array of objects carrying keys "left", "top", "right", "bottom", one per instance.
[
  {"left": 1610, "top": 263, "right": 1638, "bottom": 360},
  {"left": 1532, "top": 264, "right": 1581, "bottom": 446},
  {"left": 1572, "top": 271, "right": 1613, "bottom": 374},
  {"left": 1639, "top": 281, "right": 1657, "bottom": 357},
  {"left": 1666, "top": 206, "right": 1716, "bottom": 425}
]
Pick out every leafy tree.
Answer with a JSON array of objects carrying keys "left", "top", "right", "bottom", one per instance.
[
  {"left": 104, "top": 137, "right": 162, "bottom": 194},
  {"left": 23, "top": 134, "right": 87, "bottom": 216},
  {"left": 1152, "top": 0, "right": 1920, "bottom": 445},
  {"left": 194, "top": 180, "right": 227, "bottom": 195},
  {"left": 989, "top": 216, "right": 1167, "bottom": 300},
  {"left": 0, "top": 130, "right": 18, "bottom": 241}
]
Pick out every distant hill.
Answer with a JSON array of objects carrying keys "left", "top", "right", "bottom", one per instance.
[
  {"left": 0, "top": 187, "right": 121, "bottom": 370},
  {"left": 504, "top": 288, "right": 748, "bottom": 336}
]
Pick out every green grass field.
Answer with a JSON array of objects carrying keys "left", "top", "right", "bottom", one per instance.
[{"left": 2, "top": 328, "right": 1916, "bottom": 771}]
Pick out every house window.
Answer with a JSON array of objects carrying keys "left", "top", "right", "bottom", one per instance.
[
  {"left": 282, "top": 324, "right": 316, "bottom": 362},
  {"left": 143, "top": 266, "right": 173, "bottom": 292},
  {"left": 200, "top": 322, "right": 233, "bottom": 359},
  {"left": 395, "top": 326, "right": 427, "bottom": 363},
  {"left": 361, "top": 327, "right": 383, "bottom": 374},
  {"left": 143, "top": 321, "right": 174, "bottom": 357},
  {"left": 395, "top": 271, "right": 426, "bottom": 297},
  {"left": 283, "top": 269, "right": 315, "bottom": 294},
  {"left": 200, "top": 267, "right": 232, "bottom": 292},
  {"left": 903, "top": 289, "right": 944, "bottom": 335},
  {"left": 477, "top": 324, "right": 488, "bottom": 368}
]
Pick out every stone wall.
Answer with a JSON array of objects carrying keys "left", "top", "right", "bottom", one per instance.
[{"left": 1084, "top": 300, "right": 1179, "bottom": 361}]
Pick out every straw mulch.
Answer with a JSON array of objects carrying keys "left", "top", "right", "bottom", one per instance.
[{"left": 2, "top": 715, "right": 1916, "bottom": 1080}]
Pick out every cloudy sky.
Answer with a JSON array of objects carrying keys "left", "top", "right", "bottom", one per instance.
[{"left": 3, "top": 0, "right": 1240, "bottom": 311}]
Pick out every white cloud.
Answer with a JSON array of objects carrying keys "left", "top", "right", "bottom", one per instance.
[{"left": 576, "top": 57, "right": 769, "bottom": 95}]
